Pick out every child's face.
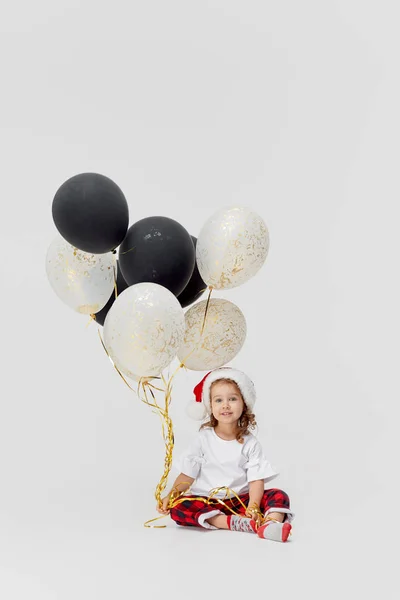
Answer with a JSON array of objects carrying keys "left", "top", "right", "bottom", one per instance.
[{"left": 210, "top": 380, "right": 244, "bottom": 425}]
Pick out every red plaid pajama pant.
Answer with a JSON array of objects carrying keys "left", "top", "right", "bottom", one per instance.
[{"left": 170, "top": 488, "right": 291, "bottom": 528}]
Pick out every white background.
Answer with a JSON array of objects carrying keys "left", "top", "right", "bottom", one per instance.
[{"left": 0, "top": 1, "right": 399, "bottom": 598}]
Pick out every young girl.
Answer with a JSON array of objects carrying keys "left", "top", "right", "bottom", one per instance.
[{"left": 157, "top": 367, "right": 294, "bottom": 542}]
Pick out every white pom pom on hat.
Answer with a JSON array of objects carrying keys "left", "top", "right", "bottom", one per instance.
[
  {"left": 186, "top": 367, "right": 256, "bottom": 421},
  {"left": 186, "top": 399, "right": 208, "bottom": 420}
]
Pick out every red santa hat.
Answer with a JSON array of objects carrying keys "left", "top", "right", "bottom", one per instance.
[{"left": 186, "top": 367, "right": 256, "bottom": 420}]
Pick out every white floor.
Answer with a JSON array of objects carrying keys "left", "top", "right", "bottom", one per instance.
[{"left": 0, "top": 489, "right": 395, "bottom": 599}]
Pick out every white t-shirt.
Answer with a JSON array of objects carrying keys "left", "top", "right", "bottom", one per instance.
[{"left": 173, "top": 427, "right": 278, "bottom": 498}]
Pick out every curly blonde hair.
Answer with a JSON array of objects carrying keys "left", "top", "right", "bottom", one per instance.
[{"left": 200, "top": 378, "right": 257, "bottom": 444}]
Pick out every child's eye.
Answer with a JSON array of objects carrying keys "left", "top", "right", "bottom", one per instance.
[{"left": 229, "top": 397, "right": 237, "bottom": 401}]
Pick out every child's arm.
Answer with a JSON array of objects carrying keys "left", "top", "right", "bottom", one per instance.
[
  {"left": 245, "top": 479, "right": 265, "bottom": 523},
  {"left": 156, "top": 472, "right": 195, "bottom": 515},
  {"left": 169, "top": 472, "right": 195, "bottom": 497}
]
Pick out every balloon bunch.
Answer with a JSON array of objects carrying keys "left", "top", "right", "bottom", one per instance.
[{"left": 45, "top": 172, "right": 270, "bottom": 512}]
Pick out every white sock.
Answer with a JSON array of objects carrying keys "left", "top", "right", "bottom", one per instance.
[{"left": 257, "top": 519, "right": 292, "bottom": 542}]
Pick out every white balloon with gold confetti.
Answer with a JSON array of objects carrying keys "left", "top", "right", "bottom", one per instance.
[
  {"left": 196, "top": 206, "right": 269, "bottom": 290},
  {"left": 103, "top": 282, "right": 185, "bottom": 378},
  {"left": 177, "top": 297, "right": 246, "bottom": 371},
  {"left": 46, "top": 235, "right": 116, "bottom": 315}
]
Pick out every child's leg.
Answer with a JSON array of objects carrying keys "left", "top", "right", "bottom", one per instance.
[
  {"left": 258, "top": 488, "right": 294, "bottom": 542},
  {"left": 170, "top": 498, "right": 228, "bottom": 530},
  {"left": 207, "top": 513, "right": 258, "bottom": 533},
  {"left": 265, "top": 511, "right": 284, "bottom": 522},
  {"left": 206, "top": 515, "right": 229, "bottom": 529},
  {"left": 260, "top": 488, "right": 294, "bottom": 523},
  {"left": 207, "top": 494, "right": 257, "bottom": 533},
  {"left": 170, "top": 496, "right": 258, "bottom": 532}
]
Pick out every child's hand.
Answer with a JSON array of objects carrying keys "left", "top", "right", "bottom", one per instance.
[
  {"left": 245, "top": 505, "right": 263, "bottom": 528},
  {"left": 156, "top": 496, "right": 170, "bottom": 515}
]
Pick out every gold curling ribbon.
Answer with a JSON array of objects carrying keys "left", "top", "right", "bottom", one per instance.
[
  {"left": 200, "top": 286, "right": 213, "bottom": 335},
  {"left": 86, "top": 314, "right": 96, "bottom": 328},
  {"left": 119, "top": 245, "right": 136, "bottom": 255},
  {"left": 138, "top": 374, "right": 176, "bottom": 507},
  {"left": 171, "top": 486, "right": 248, "bottom": 514}
]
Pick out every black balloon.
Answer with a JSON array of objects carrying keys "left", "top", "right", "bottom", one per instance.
[
  {"left": 93, "top": 261, "right": 129, "bottom": 326},
  {"left": 52, "top": 173, "right": 129, "bottom": 253},
  {"left": 177, "top": 237, "right": 207, "bottom": 308},
  {"left": 119, "top": 217, "right": 195, "bottom": 296}
]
